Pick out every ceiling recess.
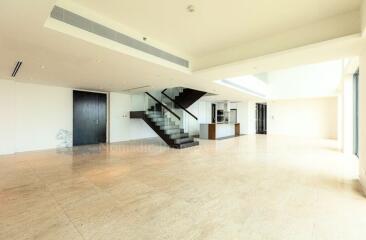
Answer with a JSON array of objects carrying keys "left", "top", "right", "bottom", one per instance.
[
  {"left": 50, "top": 6, "right": 189, "bottom": 68},
  {"left": 120, "top": 85, "right": 151, "bottom": 92}
]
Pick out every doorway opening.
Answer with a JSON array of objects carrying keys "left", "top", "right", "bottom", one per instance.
[
  {"left": 211, "top": 103, "right": 216, "bottom": 123},
  {"left": 256, "top": 103, "right": 267, "bottom": 134}
]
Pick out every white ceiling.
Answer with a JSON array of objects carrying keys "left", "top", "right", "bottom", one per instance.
[
  {"left": 73, "top": 0, "right": 361, "bottom": 57},
  {"left": 0, "top": 0, "right": 364, "bottom": 102}
]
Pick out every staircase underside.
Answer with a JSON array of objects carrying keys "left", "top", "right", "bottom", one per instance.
[{"left": 174, "top": 88, "right": 207, "bottom": 109}]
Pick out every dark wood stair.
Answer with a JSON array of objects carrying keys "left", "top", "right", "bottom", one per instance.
[
  {"left": 173, "top": 88, "right": 206, "bottom": 109},
  {"left": 130, "top": 111, "right": 199, "bottom": 149}
]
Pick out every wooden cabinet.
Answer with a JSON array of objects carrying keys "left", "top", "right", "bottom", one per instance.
[{"left": 235, "top": 123, "right": 240, "bottom": 136}]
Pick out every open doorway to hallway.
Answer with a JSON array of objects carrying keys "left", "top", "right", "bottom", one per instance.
[{"left": 256, "top": 103, "right": 267, "bottom": 134}]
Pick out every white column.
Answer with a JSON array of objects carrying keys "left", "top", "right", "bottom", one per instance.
[
  {"left": 359, "top": 51, "right": 366, "bottom": 193},
  {"left": 362, "top": 0, "right": 366, "bottom": 37},
  {"left": 337, "top": 92, "right": 343, "bottom": 151},
  {"left": 342, "top": 75, "right": 354, "bottom": 155}
]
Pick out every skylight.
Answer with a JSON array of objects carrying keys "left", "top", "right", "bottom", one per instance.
[{"left": 215, "top": 75, "right": 268, "bottom": 98}]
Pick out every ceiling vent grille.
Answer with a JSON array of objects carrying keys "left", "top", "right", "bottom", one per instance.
[
  {"left": 11, "top": 61, "right": 22, "bottom": 77},
  {"left": 50, "top": 6, "right": 189, "bottom": 68}
]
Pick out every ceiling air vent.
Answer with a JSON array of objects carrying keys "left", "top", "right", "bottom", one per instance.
[
  {"left": 50, "top": 6, "right": 189, "bottom": 68},
  {"left": 11, "top": 61, "right": 22, "bottom": 77}
]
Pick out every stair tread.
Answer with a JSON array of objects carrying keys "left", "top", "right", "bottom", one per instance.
[
  {"left": 174, "top": 141, "right": 199, "bottom": 149},
  {"left": 176, "top": 136, "right": 193, "bottom": 140},
  {"left": 169, "top": 133, "right": 189, "bottom": 139},
  {"left": 160, "top": 125, "right": 178, "bottom": 129},
  {"left": 174, "top": 137, "right": 194, "bottom": 144},
  {"left": 165, "top": 129, "right": 181, "bottom": 134}
]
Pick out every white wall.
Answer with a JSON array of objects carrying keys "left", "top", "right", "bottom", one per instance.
[
  {"left": 267, "top": 60, "right": 343, "bottom": 100},
  {"left": 130, "top": 93, "right": 146, "bottom": 111},
  {"left": 14, "top": 83, "right": 73, "bottom": 152},
  {"left": 0, "top": 81, "right": 158, "bottom": 155},
  {"left": 109, "top": 92, "right": 131, "bottom": 142},
  {"left": 267, "top": 97, "right": 338, "bottom": 139},
  {"left": 185, "top": 100, "right": 211, "bottom": 135},
  {"left": 0, "top": 80, "right": 73, "bottom": 153},
  {"left": 237, "top": 101, "right": 256, "bottom": 135},
  {"left": 109, "top": 92, "right": 157, "bottom": 142},
  {"left": 0, "top": 80, "right": 16, "bottom": 155},
  {"left": 197, "top": 101, "right": 212, "bottom": 124}
]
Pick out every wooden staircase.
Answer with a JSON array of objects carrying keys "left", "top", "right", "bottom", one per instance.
[{"left": 130, "top": 111, "right": 199, "bottom": 149}]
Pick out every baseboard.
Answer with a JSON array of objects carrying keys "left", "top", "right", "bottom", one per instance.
[{"left": 0, "top": 151, "right": 16, "bottom": 156}]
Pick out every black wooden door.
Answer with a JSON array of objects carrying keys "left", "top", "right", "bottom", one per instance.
[{"left": 73, "top": 91, "right": 107, "bottom": 146}]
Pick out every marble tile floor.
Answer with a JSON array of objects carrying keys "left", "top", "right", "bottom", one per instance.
[{"left": 0, "top": 135, "right": 365, "bottom": 240}]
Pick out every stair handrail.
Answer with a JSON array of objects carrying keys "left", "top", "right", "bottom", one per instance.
[
  {"left": 162, "top": 89, "right": 198, "bottom": 120},
  {"left": 145, "top": 92, "right": 181, "bottom": 120}
]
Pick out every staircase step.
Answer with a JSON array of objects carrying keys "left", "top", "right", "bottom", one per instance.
[
  {"left": 160, "top": 125, "right": 179, "bottom": 130},
  {"left": 174, "top": 141, "right": 199, "bottom": 149},
  {"left": 148, "top": 114, "right": 163, "bottom": 118},
  {"left": 174, "top": 137, "right": 194, "bottom": 144},
  {"left": 169, "top": 133, "right": 189, "bottom": 139},
  {"left": 155, "top": 120, "right": 173, "bottom": 126},
  {"left": 151, "top": 117, "right": 165, "bottom": 122},
  {"left": 146, "top": 111, "right": 162, "bottom": 115},
  {"left": 165, "top": 128, "right": 181, "bottom": 134},
  {"left": 147, "top": 113, "right": 162, "bottom": 117}
]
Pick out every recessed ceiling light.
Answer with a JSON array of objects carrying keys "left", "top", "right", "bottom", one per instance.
[
  {"left": 187, "top": 5, "right": 195, "bottom": 13},
  {"left": 40, "top": 65, "right": 46, "bottom": 69}
]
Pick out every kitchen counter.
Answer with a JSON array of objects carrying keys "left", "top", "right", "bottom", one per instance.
[{"left": 200, "top": 123, "right": 240, "bottom": 139}]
